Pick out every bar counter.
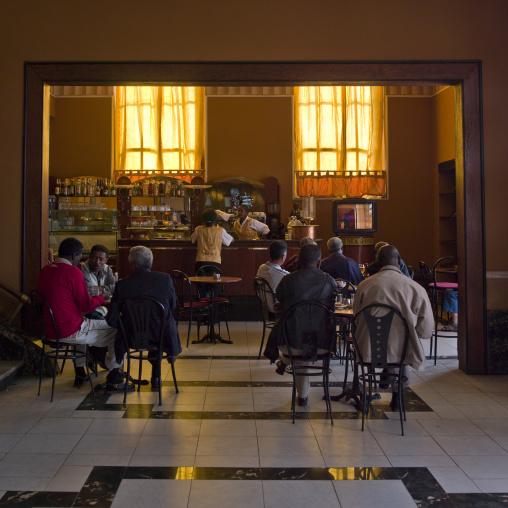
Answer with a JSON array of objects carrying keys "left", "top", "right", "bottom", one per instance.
[{"left": 117, "top": 238, "right": 321, "bottom": 296}]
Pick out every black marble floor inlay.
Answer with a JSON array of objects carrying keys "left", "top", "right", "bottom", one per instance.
[{"left": 2, "top": 467, "right": 507, "bottom": 507}]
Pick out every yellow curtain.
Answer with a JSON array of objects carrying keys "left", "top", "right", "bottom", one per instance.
[
  {"left": 114, "top": 86, "right": 205, "bottom": 181},
  {"left": 294, "top": 86, "right": 386, "bottom": 198}
]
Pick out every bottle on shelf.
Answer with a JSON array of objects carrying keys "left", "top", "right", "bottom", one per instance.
[
  {"left": 148, "top": 179, "right": 153, "bottom": 196},
  {"left": 110, "top": 180, "right": 116, "bottom": 197},
  {"left": 75, "top": 177, "right": 81, "bottom": 197},
  {"left": 62, "top": 179, "right": 68, "bottom": 197},
  {"left": 69, "top": 178, "right": 75, "bottom": 196},
  {"left": 143, "top": 179, "right": 149, "bottom": 197},
  {"left": 103, "top": 178, "right": 109, "bottom": 197},
  {"left": 159, "top": 179, "right": 165, "bottom": 196},
  {"left": 165, "top": 180, "right": 171, "bottom": 197},
  {"left": 153, "top": 179, "right": 159, "bottom": 196},
  {"left": 87, "top": 178, "right": 93, "bottom": 197},
  {"left": 95, "top": 178, "right": 101, "bottom": 197},
  {"left": 133, "top": 181, "right": 139, "bottom": 196},
  {"left": 54, "top": 178, "right": 61, "bottom": 196}
]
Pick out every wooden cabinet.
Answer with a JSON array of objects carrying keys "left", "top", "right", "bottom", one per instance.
[{"left": 438, "top": 159, "right": 457, "bottom": 258}]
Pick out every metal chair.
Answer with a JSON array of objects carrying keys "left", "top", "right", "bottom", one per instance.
[
  {"left": 169, "top": 270, "right": 211, "bottom": 347},
  {"left": 117, "top": 296, "right": 178, "bottom": 406},
  {"left": 281, "top": 301, "right": 337, "bottom": 424},
  {"left": 196, "top": 264, "right": 231, "bottom": 342},
  {"left": 335, "top": 278, "right": 356, "bottom": 361},
  {"left": 352, "top": 303, "right": 410, "bottom": 436},
  {"left": 31, "top": 289, "right": 95, "bottom": 402},
  {"left": 253, "top": 277, "right": 277, "bottom": 359},
  {"left": 406, "top": 265, "right": 415, "bottom": 280},
  {"left": 429, "top": 256, "right": 458, "bottom": 364}
]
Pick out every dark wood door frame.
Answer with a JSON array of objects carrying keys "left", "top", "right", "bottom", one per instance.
[{"left": 23, "top": 61, "right": 485, "bottom": 373}]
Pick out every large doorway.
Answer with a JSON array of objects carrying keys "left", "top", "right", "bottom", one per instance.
[{"left": 23, "top": 61, "right": 484, "bottom": 373}]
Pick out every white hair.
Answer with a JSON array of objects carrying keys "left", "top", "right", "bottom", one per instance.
[{"left": 128, "top": 246, "right": 153, "bottom": 270}]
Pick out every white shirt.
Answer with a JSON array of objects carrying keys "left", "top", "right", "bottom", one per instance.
[{"left": 256, "top": 261, "right": 289, "bottom": 312}]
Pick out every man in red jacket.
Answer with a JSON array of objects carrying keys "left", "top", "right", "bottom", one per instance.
[{"left": 37, "top": 237, "right": 128, "bottom": 391}]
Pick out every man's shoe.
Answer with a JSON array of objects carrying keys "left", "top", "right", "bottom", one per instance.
[
  {"left": 105, "top": 382, "right": 135, "bottom": 394},
  {"left": 297, "top": 397, "right": 308, "bottom": 407},
  {"left": 151, "top": 378, "right": 161, "bottom": 389},
  {"left": 275, "top": 360, "right": 286, "bottom": 376},
  {"left": 73, "top": 374, "right": 90, "bottom": 388},
  {"left": 389, "top": 392, "right": 400, "bottom": 411}
]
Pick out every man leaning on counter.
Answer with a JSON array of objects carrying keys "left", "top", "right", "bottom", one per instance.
[{"left": 234, "top": 204, "right": 270, "bottom": 240}]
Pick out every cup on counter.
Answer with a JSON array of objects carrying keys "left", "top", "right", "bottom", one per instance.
[{"left": 213, "top": 273, "right": 221, "bottom": 280}]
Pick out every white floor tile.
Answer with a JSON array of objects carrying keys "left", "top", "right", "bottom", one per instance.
[
  {"left": 111, "top": 479, "right": 191, "bottom": 508},
  {"left": 429, "top": 466, "right": 482, "bottom": 493},
  {"left": 263, "top": 480, "right": 340, "bottom": 508},
  {"left": 44, "top": 465, "right": 93, "bottom": 492},
  {"left": 334, "top": 479, "right": 416, "bottom": 508},
  {"left": 188, "top": 480, "right": 264, "bottom": 508}
]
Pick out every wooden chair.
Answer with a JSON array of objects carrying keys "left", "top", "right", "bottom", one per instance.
[
  {"left": 253, "top": 277, "right": 277, "bottom": 359},
  {"left": 352, "top": 303, "right": 410, "bottom": 436},
  {"left": 31, "top": 289, "right": 95, "bottom": 402},
  {"left": 169, "top": 270, "right": 211, "bottom": 347},
  {"left": 117, "top": 296, "right": 178, "bottom": 405},
  {"left": 281, "top": 300, "right": 337, "bottom": 424}
]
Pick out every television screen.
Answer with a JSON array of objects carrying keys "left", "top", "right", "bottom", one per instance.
[{"left": 332, "top": 199, "right": 377, "bottom": 236}]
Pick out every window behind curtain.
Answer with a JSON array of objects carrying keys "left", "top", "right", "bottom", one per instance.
[
  {"left": 294, "top": 86, "right": 386, "bottom": 198},
  {"left": 114, "top": 86, "right": 205, "bottom": 181}
]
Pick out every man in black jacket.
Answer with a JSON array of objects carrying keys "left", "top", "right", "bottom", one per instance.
[
  {"left": 106, "top": 246, "right": 182, "bottom": 389},
  {"left": 264, "top": 243, "right": 338, "bottom": 406}
]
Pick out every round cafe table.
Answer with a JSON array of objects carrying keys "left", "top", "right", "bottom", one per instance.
[{"left": 188, "top": 276, "right": 242, "bottom": 344}]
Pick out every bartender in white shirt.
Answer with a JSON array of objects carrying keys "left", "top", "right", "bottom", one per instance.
[{"left": 234, "top": 205, "right": 270, "bottom": 240}]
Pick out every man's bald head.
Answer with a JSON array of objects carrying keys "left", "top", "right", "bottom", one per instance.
[
  {"left": 377, "top": 244, "right": 401, "bottom": 268},
  {"left": 374, "top": 241, "right": 389, "bottom": 257}
]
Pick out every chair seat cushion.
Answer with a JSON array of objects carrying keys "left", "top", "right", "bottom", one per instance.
[
  {"left": 199, "top": 297, "right": 229, "bottom": 303},
  {"left": 183, "top": 301, "right": 210, "bottom": 308},
  {"left": 429, "top": 282, "right": 458, "bottom": 289}
]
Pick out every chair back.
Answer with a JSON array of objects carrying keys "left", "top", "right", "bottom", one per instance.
[
  {"left": 30, "top": 289, "right": 60, "bottom": 344},
  {"left": 170, "top": 270, "right": 193, "bottom": 311},
  {"left": 418, "top": 261, "right": 433, "bottom": 292},
  {"left": 432, "top": 256, "right": 457, "bottom": 286},
  {"left": 335, "top": 278, "right": 356, "bottom": 297},
  {"left": 281, "top": 300, "right": 336, "bottom": 362},
  {"left": 118, "top": 296, "right": 166, "bottom": 352},
  {"left": 254, "top": 277, "right": 277, "bottom": 322},
  {"left": 196, "top": 265, "right": 222, "bottom": 277},
  {"left": 352, "top": 303, "right": 409, "bottom": 369}
]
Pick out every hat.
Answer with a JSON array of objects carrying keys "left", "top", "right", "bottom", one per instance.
[{"left": 327, "top": 237, "right": 343, "bottom": 252}]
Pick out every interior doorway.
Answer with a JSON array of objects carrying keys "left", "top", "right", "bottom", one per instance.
[{"left": 23, "top": 62, "right": 484, "bottom": 373}]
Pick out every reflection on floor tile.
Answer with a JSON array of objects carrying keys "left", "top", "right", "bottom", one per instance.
[{"left": 1, "top": 323, "right": 508, "bottom": 506}]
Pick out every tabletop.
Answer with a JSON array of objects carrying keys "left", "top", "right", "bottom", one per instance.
[
  {"left": 188, "top": 276, "right": 242, "bottom": 284},
  {"left": 334, "top": 305, "right": 354, "bottom": 317}
]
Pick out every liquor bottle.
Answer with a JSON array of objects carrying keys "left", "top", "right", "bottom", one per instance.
[
  {"left": 69, "top": 178, "right": 75, "bottom": 196},
  {"left": 165, "top": 180, "right": 171, "bottom": 197},
  {"left": 76, "top": 178, "right": 82, "bottom": 197},
  {"left": 143, "top": 179, "right": 149, "bottom": 197},
  {"left": 148, "top": 179, "right": 154, "bottom": 196},
  {"left": 133, "top": 181, "right": 138, "bottom": 197},
  {"left": 110, "top": 180, "right": 116, "bottom": 197},
  {"left": 87, "top": 178, "right": 93, "bottom": 197},
  {"left": 95, "top": 179, "right": 101, "bottom": 197},
  {"left": 159, "top": 179, "right": 165, "bottom": 196},
  {"left": 154, "top": 179, "right": 159, "bottom": 196},
  {"left": 54, "top": 178, "right": 61, "bottom": 196},
  {"left": 103, "top": 178, "right": 109, "bottom": 197}
]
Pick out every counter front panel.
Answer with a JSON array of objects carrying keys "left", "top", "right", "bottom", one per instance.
[{"left": 117, "top": 239, "right": 307, "bottom": 296}]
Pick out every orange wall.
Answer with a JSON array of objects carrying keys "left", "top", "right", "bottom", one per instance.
[
  {"left": 49, "top": 97, "right": 113, "bottom": 180},
  {"left": 2, "top": 0, "right": 508, "bottom": 308}
]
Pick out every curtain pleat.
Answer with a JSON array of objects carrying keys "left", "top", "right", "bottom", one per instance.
[{"left": 294, "top": 86, "right": 386, "bottom": 198}]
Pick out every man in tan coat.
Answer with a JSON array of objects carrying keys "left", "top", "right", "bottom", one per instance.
[{"left": 353, "top": 244, "right": 434, "bottom": 409}]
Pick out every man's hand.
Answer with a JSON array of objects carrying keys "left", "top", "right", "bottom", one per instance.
[{"left": 102, "top": 291, "right": 112, "bottom": 301}]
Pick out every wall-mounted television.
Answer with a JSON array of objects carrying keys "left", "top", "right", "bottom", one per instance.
[{"left": 332, "top": 199, "right": 377, "bottom": 236}]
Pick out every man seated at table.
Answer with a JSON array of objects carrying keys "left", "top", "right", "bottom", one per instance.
[
  {"left": 366, "top": 241, "right": 411, "bottom": 278},
  {"left": 80, "top": 244, "right": 116, "bottom": 295},
  {"left": 283, "top": 236, "right": 316, "bottom": 273},
  {"left": 106, "top": 245, "right": 182, "bottom": 389},
  {"left": 320, "top": 236, "right": 364, "bottom": 285},
  {"left": 264, "top": 243, "right": 338, "bottom": 407},
  {"left": 256, "top": 240, "right": 289, "bottom": 313},
  {"left": 37, "top": 237, "right": 127, "bottom": 391},
  {"left": 353, "top": 244, "right": 434, "bottom": 410}
]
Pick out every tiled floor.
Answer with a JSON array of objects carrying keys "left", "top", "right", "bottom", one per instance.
[{"left": 0, "top": 322, "right": 508, "bottom": 507}]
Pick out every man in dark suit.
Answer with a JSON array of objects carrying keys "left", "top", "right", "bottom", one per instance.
[
  {"left": 264, "top": 243, "right": 338, "bottom": 406},
  {"left": 106, "top": 245, "right": 182, "bottom": 388}
]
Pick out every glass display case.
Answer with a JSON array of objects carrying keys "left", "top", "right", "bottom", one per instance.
[{"left": 50, "top": 208, "right": 118, "bottom": 232}]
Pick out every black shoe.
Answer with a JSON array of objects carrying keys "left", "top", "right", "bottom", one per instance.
[
  {"left": 297, "top": 397, "right": 308, "bottom": 407},
  {"left": 105, "top": 381, "right": 135, "bottom": 393},
  {"left": 275, "top": 360, "right": 286, "bottom": 376},
  {"left": 379, "top": 368, "right": 390, "bottom": 389},
  {"left": 151, "top": 378, "right": 161, "bottom": 389},
  {"left": 73, "top": 374, "right": 90, "bottom": 388},
  {"left": 389, "top": 392, "right": 400, "bottom": 411}
]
